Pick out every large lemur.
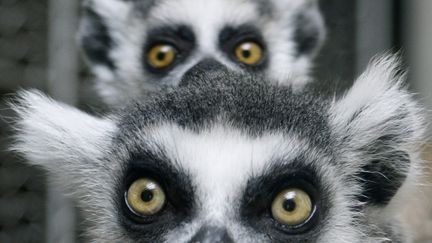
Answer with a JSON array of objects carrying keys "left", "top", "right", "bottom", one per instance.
[
  {"left": 10, "top": 56, "right": 426, "bottom": 242},
  {"left": 79, "top": 0, "right": 325, "bottom": 106}
]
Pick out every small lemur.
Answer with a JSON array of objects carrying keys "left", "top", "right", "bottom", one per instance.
[
  {"left": 79, "top": 0, "right": 325, "bottom": 106},
  {"left": 10, "top": 55, "right": 426, "bottom": 242}
]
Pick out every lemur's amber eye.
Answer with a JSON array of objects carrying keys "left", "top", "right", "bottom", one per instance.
[
  {"left": 126, "top": 178, "right": 166, "bottom": 216},
  {"left": 234, "top": 41, "right": 263, "bottom": 66},
  {"left": 147, "top": 44, "right": 176, "bottom": 69},
  {"left": 271, "top": 188, "right": 313, "bottom": 226}
]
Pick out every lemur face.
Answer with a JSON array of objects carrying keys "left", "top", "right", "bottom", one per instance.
[
  {"left": 79, "top": 0, "right": 325, "bottom": 106},
  {"left": 10, "top": 56, "right": 424, "bottom": 242}
]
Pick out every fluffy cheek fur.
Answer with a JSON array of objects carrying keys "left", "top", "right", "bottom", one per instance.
[
  {"left": 145, "top": 124, "right": 369, "bottom": 243},
  {"left": 8, "top": 55, "right": 426, "bottom": 242},
  {"left": 79, "top": 0, "right": 325, "bottom": 106}
]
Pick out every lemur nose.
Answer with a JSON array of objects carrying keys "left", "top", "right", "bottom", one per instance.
[
  {"left": 188, "top": 225, "right": 234, "bottom": 243},
  {"left": 179, "top": 58, "right": 228, "bottom": 86}
]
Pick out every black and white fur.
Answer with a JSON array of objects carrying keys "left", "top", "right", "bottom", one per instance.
[
  {"left": 10, "top": 56, "right": 425, "bottom": 242},
  {"left": 79, "top": 0, "right": 325, "bottom": 106}
]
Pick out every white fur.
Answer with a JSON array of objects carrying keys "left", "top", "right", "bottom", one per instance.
[
  {"left": 9, "top": 55, "right": 426, "bottom": 242},
  {"left": 9, "top": 90, "right": 125, "bottom": 241},
  {"left": 329, "top": 56, "right": 427, "bottom": 242},
  {"left": 80, "top": 0, "right": 325, "bottom": 106},
  {"left": 144, "top": 123, "right": 366, "bottom": 242},
  {"left": 10, "top": 90, "right": 116, "bottom": 167},
  {"left": 330, "top": 55, "right": 425, "bottom": 163}
]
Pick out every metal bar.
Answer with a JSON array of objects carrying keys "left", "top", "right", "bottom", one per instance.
[
  {"left": 407, "top": 1, "right": 432, "bottom": 109},
  {"left": 356, "top": 0, "right": 393, "bottom": 74},
  {"left": 396, "top": 2, "right": 432, "bottom": 242},
  {"left": 47, "top": 0, "right": 80, "bottom": 104},
  {"left": 46, "top": 0, "right": 80, "bottom": 242}
]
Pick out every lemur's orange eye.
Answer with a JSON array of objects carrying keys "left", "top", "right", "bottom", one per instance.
[
  {"left": 126, "top": 178, "right": 166, "bottom": 216},
  {"left": 234, "top": 41, "right": 263, "bottom": 66},
  {"left": 271, "top": 188, "right": 313, "bottom": 226},
  {"left": 147, "top": 44, "right": 176, "bottom": 69}
]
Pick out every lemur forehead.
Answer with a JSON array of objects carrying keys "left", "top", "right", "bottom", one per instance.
[
  {"left": 126, "top": 0, "right": 276, "bottom": 17},
  {"left": 116, "top": 73, "right": 332, "bottom": 150},
  {"left": 146, "top": 0, "right": 260, "bottom": 26},
  {"left": 117, "top": 121, "right": 336, "bottom": 242},
  {"left": 119, "top": 122, "right": 333, "bottom": 194},
  {"left": 141, "top": 122, "right": 328, "bottom": 192}
]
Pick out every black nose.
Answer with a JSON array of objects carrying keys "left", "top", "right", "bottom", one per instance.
[
  {"left": 188, "top": 225, "right": 234, "bottom": 243},
  {"left": 179, "top": 59, "right": 229, "bottom": 87}
]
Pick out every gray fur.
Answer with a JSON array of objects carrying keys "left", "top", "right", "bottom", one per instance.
[
  {"left": 78, "top": 0, "right": 325, "bottom": 107},
  {"left": 9, "top": 55, "right": 426, "bottom": 242}
]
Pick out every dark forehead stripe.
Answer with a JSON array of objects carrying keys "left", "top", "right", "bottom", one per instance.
[
  {"left": 251, "top": 0, "right": 274, "bottom": 16},
  {"left": 146, "top": 25, "right": 196, "bottom": 44},
  {"left": 116, "top": 67, "right": 332, "bottom": 148},
  {"left": 293, "top": 10, "right": 322, "bottom": 57},
  {"left": 124, "top": 0, "right": 158, "bottom": 17},
  {"left": 81, "top": 7, "right": 116, "bottom": 70},
  {"left": 219, "top": 24, "right": 263, "bottom": 44}
]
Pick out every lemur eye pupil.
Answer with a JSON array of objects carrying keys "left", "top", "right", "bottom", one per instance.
[
  {"left": 157, "top": 52, "right": 166, "bottom": 61},
  {"left": 242, "top": 50, "right": 251, "bottom": 58},
  {"left": 141, "top": 190, "right": 154, "bottom": 202},
  {"left": 283, "top": 199, "right": 296, "bottom": 212}
]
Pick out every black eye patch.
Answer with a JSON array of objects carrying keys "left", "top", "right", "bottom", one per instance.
[
  {"left": 240, "top": 159, "right": 329, "bottom": 241},
  {"left": 218, "top": 24, "right": 268, "bottom": 70},
  {"left": 143, "top": 25, "right": 196, "bottom": 75},
  {"left": 115, "top": 147, "right": 195, "bottom": 241}
]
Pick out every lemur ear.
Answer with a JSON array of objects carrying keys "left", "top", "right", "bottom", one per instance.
[
  {"left": 10, "top": 90, "right": 116, "bottom": 174},
  {"left": 78, "top": 0, "right": 133, "bottom": 71},
  {"left": 270, "top": 0, "right": 325, "bottom": 57},
  {"left": 330, "top": 55, "right": 426, "bottom": 205}
]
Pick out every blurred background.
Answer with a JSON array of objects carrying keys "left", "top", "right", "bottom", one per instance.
[{"left": 0, "top": 0, "right": 431, "bottom": 242}]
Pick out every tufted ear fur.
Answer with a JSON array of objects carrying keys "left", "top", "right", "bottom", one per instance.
[
  {"left": 9, "top": 90, "right": 116, "bottom": 178},
  {"left": 330, "top": 55, "right": 426, "bottom": 206},
  {"left": 9, "top": 90, "right": 123, "bottom": 232}
]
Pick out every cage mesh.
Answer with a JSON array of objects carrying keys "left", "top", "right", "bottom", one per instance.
[{"left": 0, "top": 0, "right": 48, "bottom": 242}]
